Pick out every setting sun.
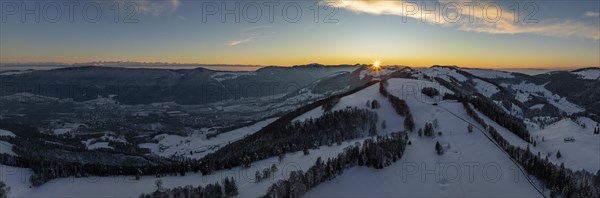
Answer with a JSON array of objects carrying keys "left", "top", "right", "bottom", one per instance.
[{"left": 372, "top": 61, "right": 382, "bottom": 70}]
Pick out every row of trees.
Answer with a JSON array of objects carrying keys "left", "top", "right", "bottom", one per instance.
[
  {"left": 379, "top": 80, "right": 415, "bottom": 131},
  {"left": 199, "top": 108, "right": 378, "bottom": 175},
  {"left": 463, "top": 102, "right": 600, "bottom": 197},
  {"left": 262, "top": 133, "right": 407, "bottom": 198},
  {"left": 446, "top": 93, "right": 531, "bottom": 142},
  {"left": 139, "top": 177, "right": 239, "bottom": 198},
  {"left": 0, "top": 152, "right": 182, "bottom": 187}
]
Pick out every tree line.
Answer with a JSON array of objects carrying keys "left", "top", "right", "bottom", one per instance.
[
  {"left": 138, "top": 177, "right": 239, "bottom": 198},
  {"left": 379, "top": 80, "right": 415, "bottom": 131},
  {"left": 0, "top": 153, "right": 182, "bottom": 187},
  {"left": 444, "top": 93, "right": 531, "bottom": 142}
]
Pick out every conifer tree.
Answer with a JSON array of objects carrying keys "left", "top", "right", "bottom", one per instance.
[{"left": 435, "top": 141, "right": 442, "bottom": 155}]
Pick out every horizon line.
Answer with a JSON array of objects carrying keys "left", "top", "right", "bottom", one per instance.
[{"left": 1, "top": 61, "right": 597, "bottom": 70}]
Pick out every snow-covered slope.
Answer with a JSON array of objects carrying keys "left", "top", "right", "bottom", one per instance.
[
  {"left": 3, "top": 66, "right": 597, "bottom": 197},
  {"left": 0, "top": 129, "right": 17, "bottom": 156},
  {"left": 0, "top": 129, "right": 16, "bottom": 137},
  {"left": 419, "top": 67, "right": 468, "bottom": 82},
  {"left": 210, "top": 71, "right": 257, "bottom": 82},
  {"left": 0, "top": 141, "right": 16, "bottom": 156},
  {"left": 294, "top": 82, "right": 404, "bottom": 134},
  {"left": 470, "top": 106, "right": 599, "bottom": 172},
  {"left": 501, "top": 82, "right": 584, "bottom": 114},
  {"left": 305, "top": 78, "right": 545, "bottom": 197},
  {"left": 572, "top": 68, "right": 600, "bottom": 80},
  {"left": 472, "top": 78, "right": 500, "bottom": 97},
  {"left": 532, "top": 117, "right": 599, "bottom": 172},
  {"left": 15, "top": 137, "right": 371, "bottom": 198},
  {"left": 139, "top": 117, "right": 279, "bottom": 159},
  {"left": 0, "top": 165, "right": 33, "bottom": 197}
]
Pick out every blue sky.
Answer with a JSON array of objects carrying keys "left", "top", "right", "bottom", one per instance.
[{"left": 1, "top": 0, "right": 599, "bottom": 68}]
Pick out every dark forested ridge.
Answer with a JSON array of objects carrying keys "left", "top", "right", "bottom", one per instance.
[
  {"left": 196, "top": 81, "right": 379, "bottom": 174},
  {"left": 199, "top": 108, "right": 378, "bottom": 174},
  {"left": 537, "top": 68, "right": 600, "bottom": 115}
]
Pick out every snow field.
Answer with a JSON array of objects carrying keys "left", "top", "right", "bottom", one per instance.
[
  {"left": 11, "top": 137, "right": 370, "bottom": 198},
  {"left": 306, "top": 78, "right": 544, "bottom": 197}
]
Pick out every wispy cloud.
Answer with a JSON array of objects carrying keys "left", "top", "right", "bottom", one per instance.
[
  {"left": 136, "top": 0, "right": 180, "bottom": 16},
  {"left": 585, "top": 11, "right": 599, "bottom": 18},
  {"left": 228, "top": 37, "right": 256, "bottom": 46},
  {"left": 228, "top": 26, "right": 274, "bottom": 46},
  {"left": 325, "top": 0, "right": 600, "bottom": 40}
]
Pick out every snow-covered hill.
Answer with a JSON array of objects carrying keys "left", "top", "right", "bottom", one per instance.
[
  {"left": 572, "top": 68, "right": 600, "bottom": 80},
  {"left": 138, "top": 117, "right": 279, "bottom": 159},
  {"left": 305, "top": 78, "right": 546, "bottom": 197},
  {"left": 10, "top": 137, "right": 374, "bottom": 198},
  {"left": 1, "top": 65, "right": 598, "bottom": 198}
]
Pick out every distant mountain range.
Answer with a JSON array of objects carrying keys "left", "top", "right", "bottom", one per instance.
[{"left": 0, "top": 64, "right": 362, "bottom": 105}]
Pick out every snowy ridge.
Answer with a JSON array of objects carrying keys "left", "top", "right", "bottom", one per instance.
[
  {"left": 81, "top": 133, "right": 127, "bottom": 150},
  {"left": 0, "top": 141, "right": 16, "bottom": 156},
  {"left": 463, "top": 68, "right": 515, "bottom": 79},
  {"left": 572, "top": 68, "right": 600, "bottom": 80},
  {"left": 0, "top": 70, "right": 31, "bottom": 76},
  {"left": 359, "top": 68, "right": 396, "bottom": 80},
  {"left": 472, "top": 78, "right": 500, "bottom": 97},
  {"left": 0, "top": 129, "right": 16, "bottom": 137},
  {"left": 210, "top": 71, "right": 257, "bottom": 82},
  {"left": 500, "top": 82, "right": 584, "bottom": 114},
  {"left": 419, "top": 67, "right": 468, "bottom": 82}
]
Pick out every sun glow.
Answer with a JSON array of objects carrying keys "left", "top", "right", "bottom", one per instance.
[{"left": 372, "top": 60, "right": 382, "bottom": 70}]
